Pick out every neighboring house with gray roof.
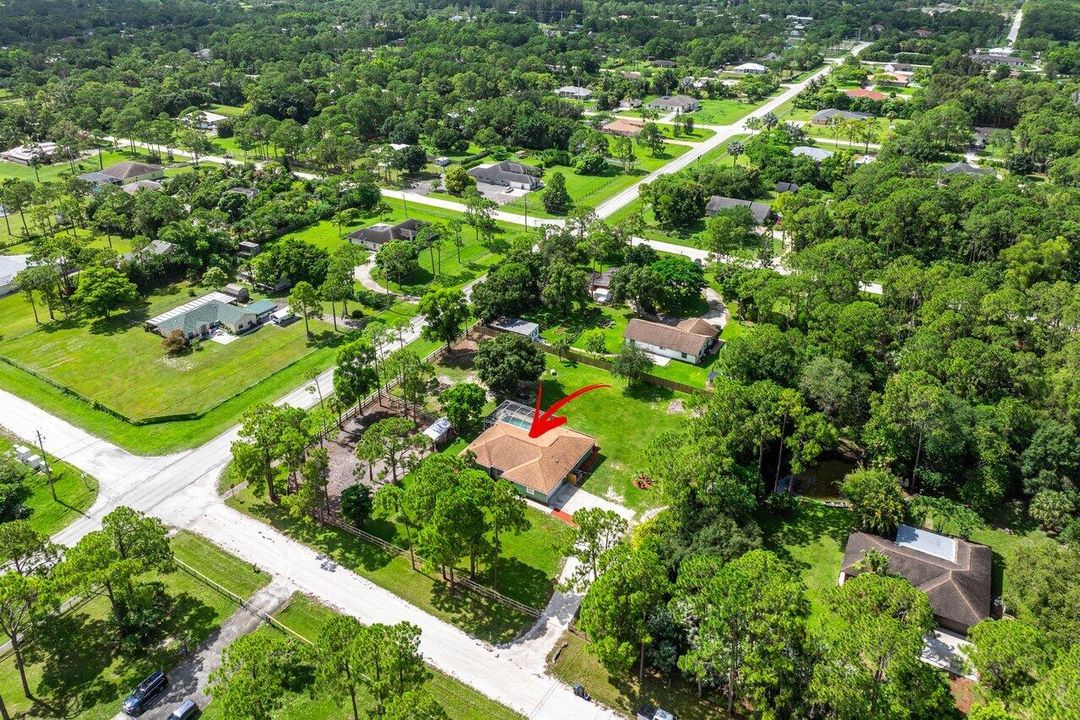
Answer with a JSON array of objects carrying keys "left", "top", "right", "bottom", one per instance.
[
  {"left": 145, "top": 293, "right": 277, "bottom": 339},
  {"left": 468, "top": 161, "right": 543, "bottom": 190},
  {"left": 120, "top": 239, "right": 175, "bottom": 264},
  {"left": 121, "top": 179, "right": 163, "bottom": 195},
  {"left": 705, "top": 195, "right": 773, "bottom": 225},
  {"left": 647, "top": 95, "right": 700, "bottom": 113},
  {"left": 0, "top": 255, "right": 29, "bottom": 296},
  {"left": 841, "top": 526, "right": 992, "bottom": 635},
  {"left": 346, "top": 218, "right": 428, "bottom": 251},
  {"left": 556, "top": 85, "right": 592, "bottom": 100},
  {"left": 793, "top": 145, "right": 833, "bottom": 162},
  {"left": 811, "top": 108, "right": 874, "bottom": 125},
  {"left": 940, "top": 161, "right": 994, "bottom": 177},
  {"left": 80, "top": 160, "right": 164, "bottom": 188}
]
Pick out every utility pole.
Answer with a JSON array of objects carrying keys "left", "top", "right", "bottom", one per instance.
[
  {"left": 36, "top": 430, "right": 56, "bottom": 502},
  {"left": 523, "top": 190, "right": 529, "bottom": 229}
]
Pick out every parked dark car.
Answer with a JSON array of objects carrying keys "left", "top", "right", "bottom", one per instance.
[
  {"left": 167, "top": 699, "right": 200, "bottom": 720},
  {"left": 122, "top": 671, "right": 168, "bottom": 716}
]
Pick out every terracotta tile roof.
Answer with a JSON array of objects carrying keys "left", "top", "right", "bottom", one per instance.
[
  {"left": 601, "top": 118, "right": 645, "bottom": 136},
  {"left": 464, "top": 421, "right": 595, "bottom": 496},
  {"left": 842, "top": 530, "right": 992, "bottom": 633},
  {"left": 845, "top": 88, "right": 887, "bottom": 101}
]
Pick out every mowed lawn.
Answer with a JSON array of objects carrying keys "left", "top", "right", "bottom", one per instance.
[
  {"left": 0, "top": 532, "right": 267, "bottom": 720},
  {"left": 759, "top": 499, "right": 854, "bottom": 627},
  {"left": 199, "top": 593, "right": 526, "bottom": 720},
  {"left": 226, "top": 482, "right": 538, "bottom": 644},
  {"left": 0, "top": 147, "right": 175, "bottom": 185},
  {"left": 548, "top": 629, "right": 723, "bottom": 720},
  {"left": 0, "top": 283, "right": 337, "bottom": 421},
  {"left": 0, "top": 431, "right": 98, "bottom": 543},
  {"left": 539, "top": 355, "right": 688, "bottom": 510},
  {"left": 500, "top": 141, "right": 689, "bottom": 219},
  {"left": 691, "top": 97, "right": 772, "bottom": 125}
]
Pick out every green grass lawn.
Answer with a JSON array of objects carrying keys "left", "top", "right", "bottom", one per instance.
[
  {"left": 654, "top": 123, "right": 716, "bottom": 142},
  {"left": 499, "top": 142, "right": 689, "bottom": 219},
  {"left": 548, "top": 630, "right": 723, "bottom": 720},
  {"left": 0, "top": 147, "right": 176, "bottom": 185},
  {"left": 2, "top": 227, "right": 134, "bottom": 255},
  {"left": 0, "top": 282, "right": 341, "bottom": 421},
  {"left": 537, "top": 355, "right": 688, "bottom": 510},
  {"left": 759, "top": 499, "right": 854, "bottom": 626},
  {"left": 171, "top": 529, "right": 271, "bottom": 599},
  {"left": 690, "top": 96, "right": 775, "bottom": 126},
  {"left": 0, "top": 533, "right": 264, "bottom": 720},
  {"left": 210, "top": 134, "right": 279, "bottom": 159},
  {"left": 207, "top": 103, "right": 247, "bottom": 117},
  {"left": 0, "top": 432, "right": 98, "bottom": 542},
  {"left": 200, "top": 593, "right": 525, "bottom": 720},
  {"left": 0, "top": 284, "right": 378, "bottom": 454},
  {"left": 225, "top": 483, "right": 538, "bottom": 644}
]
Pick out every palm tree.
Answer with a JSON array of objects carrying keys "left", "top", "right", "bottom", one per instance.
[
  {"left": 744, "top": 116, "right": 762, "bottom": 137},
  {"left": 726, "top": 140, "right": 745, "bottom": 168},
  {"left": 761, "top": 111, "right": 778, "bottom": 130}
]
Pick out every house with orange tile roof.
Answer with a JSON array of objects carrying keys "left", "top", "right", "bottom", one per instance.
[{"left": 464, "top": 410, "right": 597, "bottom": 504}]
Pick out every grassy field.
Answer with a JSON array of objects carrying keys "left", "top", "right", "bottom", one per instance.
[
  {"left": 536, "top": 355, "right": 688, "bottom": 510},
  {"left": 362, "top": 199, "right": 526, "bottom": 295},
  {"left": 200, "top": 593, "right": 526, "bottom": 720},
  {"left": 548, "top": 630, "right": 723, "bottom": 720},
  {"left": 499, "top": 142, "right": 689, "bottom": 219},
  {"left": 0, "top": 147, "right": 178, "bottom": 185},
  {"left": 0, "top": 294, "right": 419, "bottom": 455},
  {"left": 690, "top": 97, "right": 773, "bottom": 126},
  {"left": 0, "top": 532, "right": 266, "bottom": 720},
  {"left": 654, "top": 123, "right": 716, "bottom": 142},
  {"left": 0, "top": 282, "right": 340, "bottom": 421},
  {"left": 0, "top": 431, "right": 98, "bottom": 541},
  {"left": 759, "top": 499, "right": 853, "bottom": 626},
  {"left": 225, "top": 483, "right": 540, "bottom": 644}
]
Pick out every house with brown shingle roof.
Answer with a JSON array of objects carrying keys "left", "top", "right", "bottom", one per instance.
[
  {"left": 464, "top": 420, "right": 596, "bottom": 504},
  {"left": 841, "top": 525, "right": 992, "bottom": 635},
  {"left": 624, "top": 317, "right": 718, "bottom": 365}
]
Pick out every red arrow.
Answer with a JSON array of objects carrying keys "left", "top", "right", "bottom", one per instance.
[{"left": 528, "top": 382, "right": 610, "bottom": 438}]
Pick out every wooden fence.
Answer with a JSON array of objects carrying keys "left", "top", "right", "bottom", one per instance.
[{"left": 174, "top": 558, "right": 313, "bottom": 646}]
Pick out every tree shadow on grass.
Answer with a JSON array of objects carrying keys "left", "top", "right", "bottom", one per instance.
[
  {"left": 428, "top": 582, "right": 532, "bottom": 645},
  {"left": 158, "top": 590, "right": 222, "bottom": 659},
  {"left": 759, "top": 500, "right": 853, "bottom": 571},
  {"left": 239, "top": 495, "right": 396, "bottom": 574},
  {"left": 471, "top": 557, "right": 554, "bottom": 609},
  {"left": 29, "top": 610, "right": 118, "bottom": 718}
]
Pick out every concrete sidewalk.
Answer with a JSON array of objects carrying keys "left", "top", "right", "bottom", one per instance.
[{"left": 130, "top": 577, "right": 296, "bottom": 720}]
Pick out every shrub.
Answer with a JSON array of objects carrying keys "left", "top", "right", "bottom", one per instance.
[
  {"left": 841, "top": 468, "right": 906, "bottom": 535},
  {"left": 340, "top": 484, "right": 373, "bottom": 528},
  {"left": 581, "top": 328, "right": 608, "bottom": 354},
  {"left": 1029, "top": 490, "right": 1075, "bottom": 533},
  {"left": 161, "top": 329, "right": 190, "bottom": 356}
]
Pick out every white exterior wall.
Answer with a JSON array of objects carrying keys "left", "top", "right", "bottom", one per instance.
[{"left": 625, "top": 338, "right": 699, "bottom": 364}]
